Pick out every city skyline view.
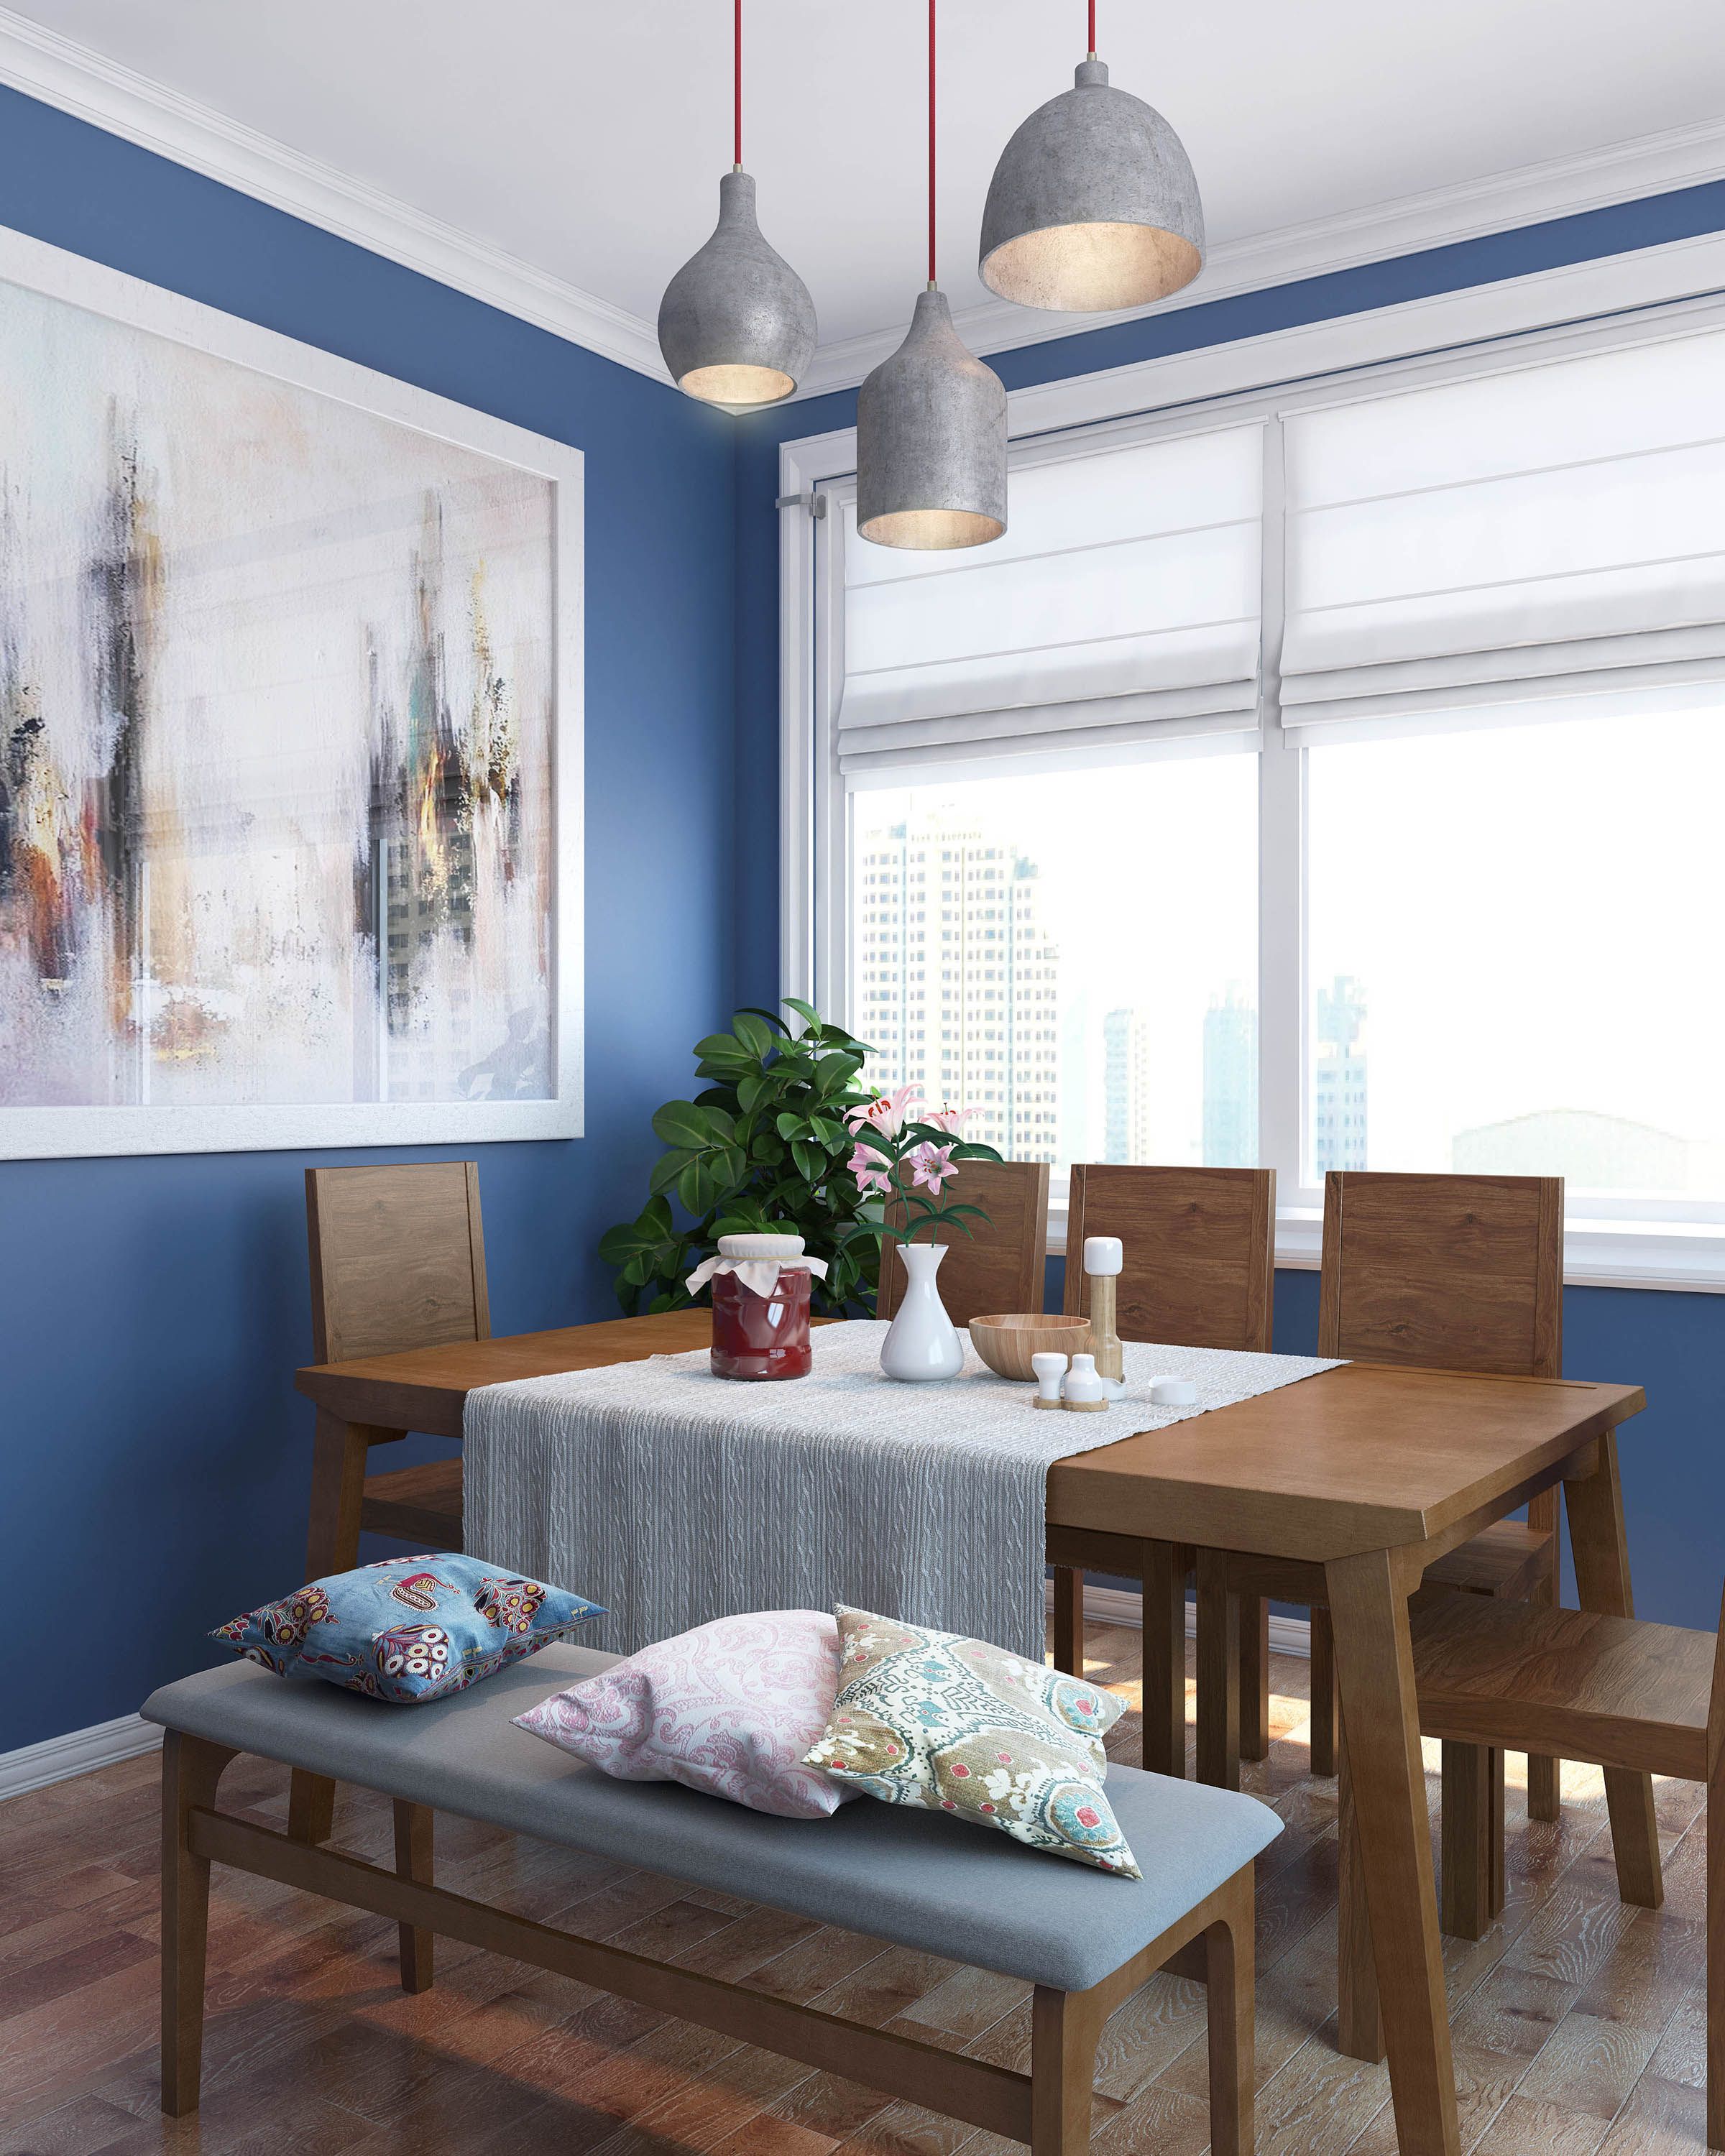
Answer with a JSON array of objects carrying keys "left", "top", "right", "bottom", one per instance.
[{"left": 850, "top": 699, "right": 1725, "bottom": 1199}]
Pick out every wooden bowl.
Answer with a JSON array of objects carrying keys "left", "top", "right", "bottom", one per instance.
[{"left": 968, "top": 1313, "right": 1092, "bottom": 1382}]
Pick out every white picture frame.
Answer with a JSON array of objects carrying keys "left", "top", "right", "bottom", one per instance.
[{"left": 0, "top": 226, "right": 582, "bottom": 1160}]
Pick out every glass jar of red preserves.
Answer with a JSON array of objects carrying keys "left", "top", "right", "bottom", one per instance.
[{"left": 708, "top": 1233, "right": 814, "bottom": 1381}]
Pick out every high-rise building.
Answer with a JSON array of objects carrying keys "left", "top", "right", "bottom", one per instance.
[
  {"left": 1313, "top": 975, "right": 1368, "bottom": 1175},
  {"left": 1103, "top": 1008, "right": 1154, "bottom": 1163},
  {"left": 1202, "top": 990, "right": 1257, "bottom": 1166},
  {"left": 855, "top": 814, "right": 1059, "bottom": 1162}
]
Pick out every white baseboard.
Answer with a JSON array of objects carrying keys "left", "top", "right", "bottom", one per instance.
[
  {"left": 0, "top": 1711, "right": 162, "bottom": 1802},
  {"left": 1049, "top": 1578, "right": 1313, "bottom": 1659}
]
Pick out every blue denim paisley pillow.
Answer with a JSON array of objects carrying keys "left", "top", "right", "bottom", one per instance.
[{"left": 212, "top": 1554, "right": 604, "bottom": 1704}]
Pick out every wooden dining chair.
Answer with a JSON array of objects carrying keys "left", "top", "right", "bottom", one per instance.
[
  {"left": 305, "top": 1159, "right": 485, "bottom": 1553},
  {"left": 1049, "top": 1164, "right": 1276, "bottom": 1779},
  {"left": 290, "top": 1163, "right": 486, "bottom": 1845},
  {"left": 1412, "top": 1582, "right": 1719, "bottom": 2144},
  {"left": 876, "top": 1158, "right": 1050, "bottom": 1326},
  {"left": 1204, "top": 1170, "right": 1565, "bottom": 1806}
]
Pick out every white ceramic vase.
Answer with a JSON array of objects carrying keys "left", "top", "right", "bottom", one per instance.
[{"left": 880, "top": 1242, "right": 965, "bottom": 1382}]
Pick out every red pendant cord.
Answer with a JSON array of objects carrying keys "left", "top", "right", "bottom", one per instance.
[
  {"left": 734, "top": 0, "right": 743, "bottom": 166},
  {"left": 1088, "top": 0, "right": 1096, "bottom": 55},
  {"left": 927, "top": 0, "right": 937, "bottom": 285}
]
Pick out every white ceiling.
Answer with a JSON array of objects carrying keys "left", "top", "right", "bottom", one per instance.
[{"left": 5, "top": 1, "right": 1725, "bottom": 390}]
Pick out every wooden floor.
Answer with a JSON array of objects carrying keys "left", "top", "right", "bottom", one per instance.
[{"left": 0, "top": 1625, "right": 1711, "bottom": 2155}]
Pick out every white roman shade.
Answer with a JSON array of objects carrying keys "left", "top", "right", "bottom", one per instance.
[
  {"left": 1282, "top": 325, "right": 1725, "bottom": 729},
  {"left": 836, "top": 421, "right": 1263, "bottom": 775}
]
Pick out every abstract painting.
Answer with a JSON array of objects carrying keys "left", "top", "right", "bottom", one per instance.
[{"left": 0, "top": 236, "right": 581, "bottom": 1156}]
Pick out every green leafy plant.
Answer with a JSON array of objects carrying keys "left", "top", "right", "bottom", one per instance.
[{"left": 599, "top": 999, "right": 888, "bottom": 1315}]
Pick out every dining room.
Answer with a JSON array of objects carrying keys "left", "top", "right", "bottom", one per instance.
[{"left": 3, "top": 5, "right": 1725, "bottom": 2154}]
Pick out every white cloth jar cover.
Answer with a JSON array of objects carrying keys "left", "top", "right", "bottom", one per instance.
[
  {"left": 835, "top": 420, "right": 1264, "bottom": 776},
  {"left": 1281, "top": 323, "right": 1725, "bottom": 730},
  {"left": 686, "top": 1233, "right": 829, "bottom": 1302}
]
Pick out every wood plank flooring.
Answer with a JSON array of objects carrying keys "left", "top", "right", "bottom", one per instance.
[{"left": 0, "top": 1625, "right": 1711, "bottom": 2154}]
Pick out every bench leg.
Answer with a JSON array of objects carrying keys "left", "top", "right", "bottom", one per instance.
[
  {"left": 393, "top": 1801, "right": 436, "bottom": 1993},
  {"left": 1052, "top": 1566, "right": 1085, "bottom": 1678},
  {"left": 1439, "top": 1742, "right": 1504, "bottom": 1940},
  {"left": 1030, "top": 1984, "right": 1106, "bottom": 2156},
  {"left": 1205, "top": 1866, "right": 1256, "bottom": 2156},
  {"left": 1239, "top": 1593, "right": 1271, "bottom": 1762},
  {"left": 161, "top": 1731, "right": 237, "bottom": 2117}
]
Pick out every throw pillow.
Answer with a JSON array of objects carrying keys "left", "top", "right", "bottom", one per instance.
[
  {"left": 514, "top": 1609, "right": 852, "bottom": 1818},
  {"left": 801, "top": 1604, "right": 1140, "bottom": 1876},
  {"left": 212, "top": 1554, "right": 604, "bottom": 1705}
]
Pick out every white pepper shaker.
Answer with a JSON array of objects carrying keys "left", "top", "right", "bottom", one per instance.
[{"left": 1031, "top": 1351, "right": 1068, "bottom": 1410}]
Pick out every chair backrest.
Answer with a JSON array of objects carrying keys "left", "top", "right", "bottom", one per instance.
[
  {"left": 1318, "top": 1170, "right": 1562, "bottom": 1377},
  {"left": 1060, "top": 1164, "right": 1276, "bottom": 1351},
  {"left": 876, "top": 1159, "right": 1050, "bottom": 1327},
  {"left": 305, "top": 1162, "right": 490, "bottom": 1365}
]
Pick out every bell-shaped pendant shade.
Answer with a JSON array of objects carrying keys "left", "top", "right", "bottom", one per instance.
[
  {"left": 979, "top": 58, "right": 1203, "bottom": 313},
  {"left": 856, "top": 288, "right": 1007, "bottom": 550},
  {"left": 658, "top": 170, "right": 817, "bottom": 410}
]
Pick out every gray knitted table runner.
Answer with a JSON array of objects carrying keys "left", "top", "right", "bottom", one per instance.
[{"left": 464, "top": 1319, "right": 1342, "bottom": 1662}]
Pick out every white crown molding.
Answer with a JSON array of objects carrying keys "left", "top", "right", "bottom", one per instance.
[
  {"left": 0, "top": 6, "right": 671, "bottom": 383},
  {"left": 0, "top": 1710, "right": 161, "bottom": 1802},
  {"left": 796, "top": 112, "right": 1725, "bottom": 397},
  {"left": 1, "top": 6, "right": 1721, "bottom": 401}
]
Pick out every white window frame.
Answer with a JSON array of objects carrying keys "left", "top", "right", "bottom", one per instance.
[{"left": 779, "top": 229, "right": 1725, "bottom": 1292}]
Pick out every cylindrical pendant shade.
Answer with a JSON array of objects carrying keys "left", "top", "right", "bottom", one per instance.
[
  {"left": 856, "top": 288, "right": 1007, "bottom": 550},
  {"left": 658, "top": 170, "right": 817, "bottom": 410},
  {"left": 979, "top": 59, "right": 1204, "bottom": 313}
]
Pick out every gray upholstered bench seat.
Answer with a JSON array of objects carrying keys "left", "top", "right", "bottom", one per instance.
[{"left": 144, "top": 1642, "right": 1281, "bottom": 1994}]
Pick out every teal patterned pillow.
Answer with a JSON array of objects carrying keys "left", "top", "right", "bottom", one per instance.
[
  {"left": 212, "top": 1553, "right": 604, "bottom": 1704},
  {"left": 801, "top": 1605, "right": 1140, "bottom": 1876}
]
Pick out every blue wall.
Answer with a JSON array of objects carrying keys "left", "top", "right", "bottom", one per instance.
[
  {"left": 732, "top": 182, "right": 1725, "bottom": 1634},
  {"left": 3, "top": 86, "right": 1722, "bottom": 1759},
  {"left": 0, "top": 87, "right": 740, "bottom": 1753}
]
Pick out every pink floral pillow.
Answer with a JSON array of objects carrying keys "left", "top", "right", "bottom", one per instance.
[{"left": 512, "top": 1609, "right": 854, "bottom": 1819}]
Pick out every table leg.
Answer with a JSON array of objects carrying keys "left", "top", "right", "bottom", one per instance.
[
  {"left": 1325, "top": 1547, "right": 1460, "bottom": 2156},
  {"left": 1563, "top": 1432, "right": 1662, "bottom": 1909},
  {"left": 1239, "top": 1593, "right": 1271, "bottom": 1762},
  {"left": 288, "top": 1412, "right": 389, "bottom": 1846},
  {"left": 1051, "top": 1565, "right": 1085, "bottom": 1677},
  {"left": 1337, "top": 1723, "right": 1384, "bottom": 2063},
  {"left": 1140, "top": 1540, "right": 1189, "bottom": 1779},
  {"left": 1196, "top": 1548, "right": 1240, "bottom": 1792}
]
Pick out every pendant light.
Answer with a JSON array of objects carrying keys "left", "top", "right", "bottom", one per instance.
[
  {"left": 856, "top": 0, "right": 1007, "bottom": 550},
  {"left": 658, "top": 0, "right": 816, "bottom": 410},
  {"left": 978, "top": 0, "right": 1204, "bottom": 313}
]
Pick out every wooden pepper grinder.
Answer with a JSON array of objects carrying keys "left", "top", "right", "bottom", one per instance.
[{"left": 1083, "top": 1236, "right": 1125, "bottom": 1395}]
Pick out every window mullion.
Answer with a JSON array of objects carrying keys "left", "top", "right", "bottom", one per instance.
[{"left": 1257, "top": 415, "right": 1305, "bottom": 1207}]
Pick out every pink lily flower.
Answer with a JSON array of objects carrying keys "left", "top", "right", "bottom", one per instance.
[
  {"left": 846, "top": 1082, "right": 922, "bottom": 1141},
  {"left": 910, "top": 1141, "right": 957, "bottom": 1194},
  {"left": 922, "top": 1102, "right": 979, "bottom": 1134},
  {"left": 847, "top": 1141, "right": 892, "bottom": 1195}
]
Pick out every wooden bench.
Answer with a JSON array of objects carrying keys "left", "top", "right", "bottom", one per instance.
[{"left": 144, "top": 1644, "right": 1284, "bottom": 2155}]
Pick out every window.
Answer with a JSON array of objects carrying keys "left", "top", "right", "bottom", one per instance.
[{"left": 789, "top": 296, "right": 1725, "bottom": 1278}]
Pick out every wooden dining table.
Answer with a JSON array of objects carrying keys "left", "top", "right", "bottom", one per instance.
[{"left": 295, "top": 1310, "right": 1650, "bottom": 2156}]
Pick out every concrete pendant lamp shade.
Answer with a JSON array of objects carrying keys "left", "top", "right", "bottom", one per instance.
[
  {"left": 857, "top": 287, "right": 1007, "bottom": 550},
  {"left": 980, "top": 59, "right": 1205, "bottom": 312},
  {"left": 658, "top": 170, "right": 816, "bottom": 410}
]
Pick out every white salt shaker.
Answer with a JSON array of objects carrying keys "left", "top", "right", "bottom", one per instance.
[
  {"left": 1062, "top": 1352, "right": 1108, "bottom": 1412},
  {"left": 1031, "top": 1351, "right": 1068, "bottom": 1410}
]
